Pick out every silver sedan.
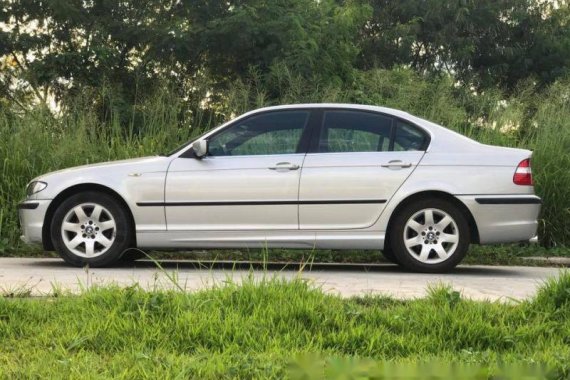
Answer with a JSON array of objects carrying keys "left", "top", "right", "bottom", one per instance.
[{"left": 18, "top": 104, "right": 541, "bottom": 272}]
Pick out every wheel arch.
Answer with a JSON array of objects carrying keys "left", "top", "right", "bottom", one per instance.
[
  {"left": 385, "top": 190, "right": 480, "bottom": 246},
  {"left": 42, "top": 184, "right": 137, "bottom": 251}
]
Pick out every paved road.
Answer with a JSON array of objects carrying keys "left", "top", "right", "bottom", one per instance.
[{"left": 0, "top": 258, "right": 565, "bottom": 301}]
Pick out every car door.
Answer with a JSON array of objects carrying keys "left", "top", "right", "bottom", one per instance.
[
  {"left": 164, "top": 109, "right": 313, "bottom": 231},
  {"left": 299, "top": 109, "right": 428, "bottom": 229}
]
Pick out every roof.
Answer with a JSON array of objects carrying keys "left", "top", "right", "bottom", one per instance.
[{"left": 249, "top": 103, "right": 413, "bottom": 119}]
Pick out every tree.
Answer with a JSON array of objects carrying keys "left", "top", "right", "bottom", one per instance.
[
  {"left": 0, "top": 0, "right": 180, "bottom": 116},
  {"left": 359, "top": 0, "right": 570, "bottom": 91}
]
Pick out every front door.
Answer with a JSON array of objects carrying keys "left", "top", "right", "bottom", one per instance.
[
  {"left": 299, "top": 109, "right": 427, "bottom": 229},
  {"left": 165, "top": 109, "right": 312, "bottom": 231}
]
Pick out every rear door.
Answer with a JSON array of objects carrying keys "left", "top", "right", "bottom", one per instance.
[{"left": 299, "top": 109, "right": 428, "bottom": 229}]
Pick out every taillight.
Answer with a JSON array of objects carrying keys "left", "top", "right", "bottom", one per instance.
[{"left": 513, "top": 158, "right": 533, "bottom": 186}]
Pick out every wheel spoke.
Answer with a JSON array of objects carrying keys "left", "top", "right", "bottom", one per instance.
[
  {"left": 62, "top": 222, "right": 81, "bottom": 233},
  {"left": 98, "top": 220, "right": 115, "bottom": 231},
  {"left": 67, "top": 235, "right": 83, "bottom": 249},
  {"left": 407, "top": 220, "right": 424, "bottom": 233},
  {"left": 433, "top": 243, "right": 448, "bottom": 259},
  {"left": 439, "top": 233, "right": 459, "bottom": 244},
  {"left": 419, "top": 245, "right": 431, "bottom": 261},
  {"left": 85, "top": 240, "right": 95, "bottom": 256},
  {"left": 91, "top": 205, "right": 103, "bottom": 222},
  {"left": 435, "top": 215, "right": 452, "bottom": 231},
  {"left": 73, "top": 206, "right": 88, "bottom": 221},
  {"left": 95, "top": 234, "right": 113, "bottom": 248},
  {"left": 405, "top": 236, "right": 422, "bottom": 248},
  {"left": 424, "top": 210, "right": 434, "bottom": 226}
]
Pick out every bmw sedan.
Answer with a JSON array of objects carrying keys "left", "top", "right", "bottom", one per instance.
[{"left": 18, "top": 104, "right": 541, "bottom": 272}]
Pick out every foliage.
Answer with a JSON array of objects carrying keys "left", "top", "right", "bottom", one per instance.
[
  {"left": 1, "top": 275, "right": 570, "bottom": 377},
  {"left": 0, "top": 0, "right": 370, "bottom": 116},
  {"left": 359, "top": 0, "right": 570, "bottom": 91},
  {"left": 2, "top": 0, "right": 569, "bottom": 117}
]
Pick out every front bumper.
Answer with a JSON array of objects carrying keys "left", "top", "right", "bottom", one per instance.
[
  {"left": 457, "top": 195, "right": 541, "bottom": 244},
  {"left": 18, "top": 200, "right": 51, "bottom": 245}
]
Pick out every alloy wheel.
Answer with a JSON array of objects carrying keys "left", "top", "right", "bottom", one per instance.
[
  {"left": 61, "top": 203, "right": 116, "bottom": 258},
  {"left": 402, "top": 208, "right": 459, "bottom": 264}
]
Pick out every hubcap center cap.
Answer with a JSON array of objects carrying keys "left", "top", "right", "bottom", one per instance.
[
  {"left": 85, "top": 226, "right": 94, "bottom": 234},
  {"left": 426, "top": 231, "right": 436, "bottom": 241}
]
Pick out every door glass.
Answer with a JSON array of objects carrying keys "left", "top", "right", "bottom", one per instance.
[
  {"left": 208, "top": 111, "right": 310, "bottom": 156},
  {"left": 394, "top": 120, "right": 428, "bottom": 151},
  {"left": 319, "top": 111, "right": 393, "bottom": 153}
]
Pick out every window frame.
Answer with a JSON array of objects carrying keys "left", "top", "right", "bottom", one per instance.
[{"left": 308, "top": 108, "right": 431, "bottom": 154}]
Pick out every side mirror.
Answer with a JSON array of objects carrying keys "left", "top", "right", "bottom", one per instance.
[{"left": 192, "top": 139, "right": 208, "bottom": 158}]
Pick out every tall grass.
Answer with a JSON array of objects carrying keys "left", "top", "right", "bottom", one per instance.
[
  {"left": 528, "top": 81, "right": 570, "bottom": 246},
  {"left": 0, "top": 68, "right": 568, "bottom": 251},
  {"left": 1, "top": 274, "right": 570, "bottom": 378}
]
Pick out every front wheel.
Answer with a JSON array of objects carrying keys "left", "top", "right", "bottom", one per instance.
[
  {"left": 380, "top": 246, "right": 400, "bottom": 264},
  {"left": 51, "top": 192, "right": 133, "bottom": 267},
  {"left": 389, "top": 198, "right": 470, "bottom": 273}
]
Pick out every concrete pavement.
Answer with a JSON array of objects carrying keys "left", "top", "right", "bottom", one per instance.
[{"left": 0, "top": 257, "right": 565, "bottom": 301}]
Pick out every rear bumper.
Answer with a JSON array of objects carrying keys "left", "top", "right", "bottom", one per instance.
[
  {"left": 457, "top": 195, "right": 541, "bottom": 244},
  {"left": 18, "top": 200, "right": 51, "bottom": 245}
]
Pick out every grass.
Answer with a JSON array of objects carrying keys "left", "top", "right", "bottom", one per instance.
[{"left": 1, "top": 272, "right": 570, "bottom": 378}]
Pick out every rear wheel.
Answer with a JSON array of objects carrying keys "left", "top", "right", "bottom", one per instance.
[
  {"left": 389, "top": 198, "right": 470, "bottom": 273},
  {"left": 51, "top": 192, "right": 133, "bottom": 267},
  {"left": 119, "top": 249, "right": 147, "bottom": 264}
]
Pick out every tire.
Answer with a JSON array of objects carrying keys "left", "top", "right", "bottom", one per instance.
[
  {"left": 51, "top": 191, "right": 133, "bottom": 267},
  {"left": 389, "top": 198, "right": 470, "bottom": 273},
  {"left": 119, "top": 249, "right": 147, "bottom": 264},
  {"left": 380, "top": 246, "right": 401, "bottom": 264}
]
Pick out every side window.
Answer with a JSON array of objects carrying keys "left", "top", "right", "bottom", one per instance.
[
  {"left": 393, "top": 121, "right": 428, "bottom": 151},
  {"left": 319, "top": 111, "right": 393, "bottom": 153},
  {"left": 208, "top": 110, "right": 310, "bottom": 156}
]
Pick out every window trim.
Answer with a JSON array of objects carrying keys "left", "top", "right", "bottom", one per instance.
[{"left": 308, "top": 108, "right": 431, "bottom": 154}]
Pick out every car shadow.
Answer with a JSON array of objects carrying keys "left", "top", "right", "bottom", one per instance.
[{"left": 24, "top": 258, "right": 525, "bottom": 276}]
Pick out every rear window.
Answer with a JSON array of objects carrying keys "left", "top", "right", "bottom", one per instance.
[
  {"left": 319, "top": 111, "right": 393, "bottom": 153},
  {"left": 317, "top": 110, "right": 429, "bottom": 153}
]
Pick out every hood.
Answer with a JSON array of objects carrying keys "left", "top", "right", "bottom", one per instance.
[{"left": 32, "top": 156, "right": 170, "bottom": 183}]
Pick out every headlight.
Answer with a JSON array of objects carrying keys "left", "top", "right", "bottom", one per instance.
[{"left": 26, "top": 181, "right": 47, "bottom": 196}]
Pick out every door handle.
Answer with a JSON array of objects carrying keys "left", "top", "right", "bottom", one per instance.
[
  {"left": 381, "top": 160, "right": 412, "bottom": 168},
  {"left": 268, "top": 162, "right": 300, "bottom": 171}
]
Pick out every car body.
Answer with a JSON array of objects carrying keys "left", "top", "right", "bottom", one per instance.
[{"left": 18, "top": 104, "right": 541, "bottom": 272}]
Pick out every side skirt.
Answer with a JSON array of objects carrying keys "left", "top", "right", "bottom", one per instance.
[{"left": 136, "top": 230, "right": 385, "bottom": 250}]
